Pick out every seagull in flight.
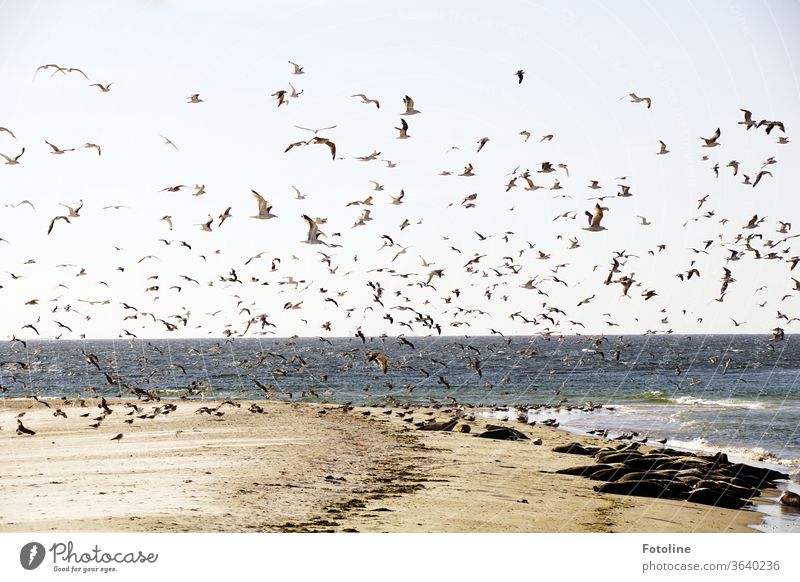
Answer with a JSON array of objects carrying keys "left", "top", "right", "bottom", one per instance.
[
  {"left": 250, "top": 190, "right": 277, "bottom": 219},
  {"left": 401, "top": 95, "right": 420, "bottom": 115},
  {"left": 45, "top": 140, "right": 74, "bottom": 155},
  {"left": 301, "top": 214, "right": 326, "bottom": 245},
  {"left": 351, "top": 94, "right": 380, "bottom": 108},
  {"left": 582, "top": 204, "right": 608, "bottom": 232},
  {"left": 0, "top": 147, "right": 24, "bottom": 165},
  {"left": 622, "top": 92, "right": 652, "bottom": 108}
]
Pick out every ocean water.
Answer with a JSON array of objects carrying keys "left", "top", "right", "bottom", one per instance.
[{"left": 2, "top": 334, "right": 799, "bottom": 473}]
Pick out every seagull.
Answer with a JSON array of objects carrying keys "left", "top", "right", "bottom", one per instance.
[
  {"left": 271, "top": 90, "right": 288, "bottom": 107},
  {"left": 701, "top": 128, "right": 721, "bottom": 147},
  {"left": 395, "top": 118, "right": 410, "bottom": 139},
  {"left": 294, "top": 125, "right": 337, "bottom": 135},
  {"left": 752, "top": 170, "right": 773, "bottom": 188},
  {"left": 582, "top": 204, "right": 607, "bottom": 232},
  {"left": 656, "top": 140, "right": 669, "bottom": 155},
  {"left": 301, "top": 214, "right": 326, "bottom": 245},
  {"left": 186, "top": 93, "right": 203, "bottom": 104},
  {"left": 351, "top": 93, "right": 380, "bottom": 108},
  {"left": 622, "top": 92, "right": 652, "bottom": 108},
  {"left": 218, "top": 207, "right": 232, "bottom": 226},
  {"left": 739, "top": 109, "right": 756, "bottom": 130},
  {"left": 309, "top": 136, "right": 336, "bottom": 159},
  {"left": 47, "top": 215, "right": 71, "bottom": 235},
  {"left": 476, "top": 137, "right": 490, "bottom": 152},
  {"left": 742, "top": 214, "right": 761, "bottom": 229},
  {"left": 160, "top": 135, "right": 179, "bottom": 150},
  {"left": 89, "top": 82, "right": 112, "bottom": 92},
  {"left": 198, "top": 215, "right": 213, "bottom": 232},
  {"left": 288, "top": 82, "right": 303, "bottom": 98},
  {"left": 60, "top": 200, "right": 83, "bottom": 217},
  {"left": 161, "top": 216, "right": 173, "bottom": 230},
  {"left": 390, "top": 190, "right": 405, "bottom": 205},
  {"left": 0, "top": 127, "right": 16, "bottom": 139},
  {"left": 83, "top": 142, "right": 102, "bottom": 156},
  {"left": 519, "top": 130, "right": 531, "bottom": 142},
  {"left": 250, "top": 190, "right": 277, "bottom": 219},
  {"left": 45, "top": 140, "right": 74, "bottom": 155},
  {"left": 289, "top": 60, "right": 305, "bottom": 74},
  {"left": 401, "top": 95, "right": 420, "bottom": 115},
  {"left": 0, "top": 147, "right": 24, "bottom": 165},
  {"left": 515, "top": 70, "right": 525, "bottom": 84}
]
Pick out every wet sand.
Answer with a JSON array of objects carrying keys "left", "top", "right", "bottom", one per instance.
[{"left": 0, "top": 399, "right": 768, "bottom": 532}]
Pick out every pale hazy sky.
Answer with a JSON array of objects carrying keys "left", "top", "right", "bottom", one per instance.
[{"left": 0, "top": 0, "right": 798, "bottom": 339}]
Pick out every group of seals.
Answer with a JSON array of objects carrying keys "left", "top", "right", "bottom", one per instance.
[{"left": 553, "top": 441, "right": 789, "bottom": 509}]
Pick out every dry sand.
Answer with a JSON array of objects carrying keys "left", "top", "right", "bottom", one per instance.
[{"left": 0, "top": 399, "right": 769, "bottom": 532}]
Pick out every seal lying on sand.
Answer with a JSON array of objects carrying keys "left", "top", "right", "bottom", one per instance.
[
  {"left": 552, "top": 441, "right": 789, "bottom": 509},
  {"left": 477, "top": 425, "right": 529, "bottom": 440},
  {"left": 417, "top": 418, "right": 459, "bottom": 431}
]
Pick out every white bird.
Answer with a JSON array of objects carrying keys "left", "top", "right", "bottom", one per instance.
[
  {"left": 582, "top": 204, "right": 608, "bottom": 232},
  {"left": 622, "top": 92, "right": 652, "bottom": 108},
  {"left": 89, "top": 82, "right": 112, "bottom": 92},
  {"left": 301, "top": 214, "right": 326, "bottom": 245},
  {"left": 83, "top": 142, "right": 102, "bottom": 156},
  {"left": 160, "top": 135, "right": 179, "bottom": 150},
  {"left": 701, "top": 128, "right": 721, "bottom": 147},
  {"left": 289, "top": 60, "right": 305, "bottom": 75},
  {"left": 187, "top": 93, "right": 203, "bottom": 104},
  {"left": 395, "top": 118, "right": 410, "bottom": 139},
  {"left": 351, "top": 93, "right": 380, "bottom": 108},
  {"left": 250, "top": 190, "right": 277, "bottom": 219},
  {"left": 45, "top": 140, "right": 74, "bottom": 155},
  {"left": 401, "top": 95, "right": 420, "bottom": 115},
  {"left": 0, "top": 147, "right": 24, "bottom": 165},
  {"left": 657, "top": 140, "right": 669, "bottom": 155},
  {"left": 391, "top": 190, "right": 405, "bottom": 205}
]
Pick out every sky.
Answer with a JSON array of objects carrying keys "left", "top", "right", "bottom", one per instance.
[{"left": 0, "top": 0, "right": 799, "bottom": 339}]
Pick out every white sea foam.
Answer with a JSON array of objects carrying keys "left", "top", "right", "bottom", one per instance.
[
  {"left": 665, "top": 437, "right": 800, "bottom": 475},
  {"left": 670, "top": 395, "right": 769, "bottom": 409}
]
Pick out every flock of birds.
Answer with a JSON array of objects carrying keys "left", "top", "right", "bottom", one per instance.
[{"left": 0, "top": 59, "right": 796, "bottom": 404}]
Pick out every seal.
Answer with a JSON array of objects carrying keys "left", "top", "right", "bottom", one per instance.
[
  {"left": 418, "top": 418, "right": 459, "bottom": 431},
  {"left": 779, "top": 491, "right": 800, "bottom": 507},
  {"left": 477, "top": 426, "right": 529, "bottom": 440},
  {"left": 555, "top": 464, "right": 613, "bottom": 477},
  {"left": 552, "top": 443, "right": 596, "bottom": 455},
  {"left": 685, "top": 488, "right": 748, "bottom": 509},
  {"left": 593, "top": 480, "right": 672, "bottom": 498}
]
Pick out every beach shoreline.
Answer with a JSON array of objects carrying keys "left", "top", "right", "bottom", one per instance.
[{"left": 0, "top": 398, "right": 782, "bottom": 533}]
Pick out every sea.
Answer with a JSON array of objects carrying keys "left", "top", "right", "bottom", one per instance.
[{"left": 2, "top": 333, "right": 799, "bottom": 531}]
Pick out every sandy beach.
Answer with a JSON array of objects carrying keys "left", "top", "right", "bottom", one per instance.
[{"left": 0, "top": 399, "right": 772, "bottom": 533}]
